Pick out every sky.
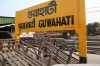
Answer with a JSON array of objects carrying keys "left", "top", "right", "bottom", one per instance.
[{"left": 0, "top": 0, "right": 100, "bottom": 25}]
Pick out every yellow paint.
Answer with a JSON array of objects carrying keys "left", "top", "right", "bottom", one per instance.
[
  {"left": 15, "top": 11, "right": 20, "bottom": 39},
  {"left": 16, "top": 0, "right": 79, "bottom": 32},
  {"left": 15, "top": 0, "right": 87, "bottom": 60},
  {"left": 76, "top": 0, "right": 87, "bottom": 57},
  {"left": 15, "top": 11, "right": 20, "bottom": 46}
]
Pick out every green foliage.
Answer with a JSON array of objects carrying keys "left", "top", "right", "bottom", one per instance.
[{"left": 87, "top": 22, "right": 100, "bottom": 36}]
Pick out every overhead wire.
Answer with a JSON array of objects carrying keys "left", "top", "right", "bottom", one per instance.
[
  {"left": 86, "top": 10, "right": 100, "bottom": 14},
  {"left": 86, "top": 6, "right": 100, "bottom": 9},
  {"left": 86, "top": 6, "right": 100, "bottom": 14}
]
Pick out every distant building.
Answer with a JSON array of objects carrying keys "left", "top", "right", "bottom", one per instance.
[{"left": 0, "top": 16, "right": 15, "bottom": 36}]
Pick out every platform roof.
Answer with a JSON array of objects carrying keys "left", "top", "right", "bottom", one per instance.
[{"left": 0, "top": 16, "right": 15, "bottom": 25}]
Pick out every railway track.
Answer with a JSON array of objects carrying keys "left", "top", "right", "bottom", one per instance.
[
  {"left": 20, "top": 39, "right": 79, "bottom": 64},
  {"left": 41, "top": 38, "right": 100, "bottom": 55},
  {"left": 20, "top": 37, "right": 100, "bottom": 55},
  {"left": 0, "top": 39, "right": 80, "bottom": 65},
  {"left": 0, "top": 38, "right": 99, "bottom": 65}
]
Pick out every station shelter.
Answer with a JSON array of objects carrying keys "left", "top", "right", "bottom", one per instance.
[{"left": 0, "top": 16, "right": 15, "bottom": 36}]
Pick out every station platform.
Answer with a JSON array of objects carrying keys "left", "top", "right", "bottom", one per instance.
[
  {"left": 52, "top": 53, "right": 100, "bottom": 66},
  {"left": 87, "top": 53, "right": 100, "bottom": 64},
  {"left": 52, "top": 64, "right": 100, "bottom": 66}
]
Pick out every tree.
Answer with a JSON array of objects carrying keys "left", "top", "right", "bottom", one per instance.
[
  {"left": 87, "top": 22, "right": 100, "bottom": 36},
  {"left": 92, "top": 22, "right": 100, "bottom": 35},
  {"left": 87, "top": 23, "right": 93, "bottom": 35}
]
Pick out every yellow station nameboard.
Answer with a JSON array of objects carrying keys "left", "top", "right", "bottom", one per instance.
[
  {"left": 16, "top": 0, "right": 80, "bottom": 32},
  {"left": 15, "top": 0, "right": 87, "bottom": 63}
]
